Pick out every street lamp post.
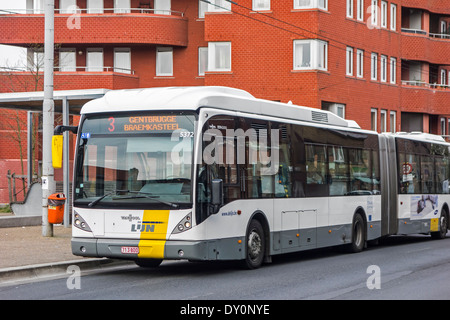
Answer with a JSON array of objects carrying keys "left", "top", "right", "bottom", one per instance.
[{"left": 42, "top": 0, "right": 55, "bottom": 237}]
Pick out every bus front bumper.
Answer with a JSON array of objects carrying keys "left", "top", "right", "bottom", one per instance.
[{"left": 72, "top": 237, "right": 244, "bottom": 261}]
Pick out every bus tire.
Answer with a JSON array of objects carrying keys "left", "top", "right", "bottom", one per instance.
[
  {"left": 431, "top": 209, "right": 448, "bottom": 240},
  {"left": 243, "top": 219, "right": 265, "bottom": 269},
  {"left": 135, "top": 258, "right": 163, "bottom": 268},
  {"left": 348, "top": 213, "right": 365, "bottom": 253}
]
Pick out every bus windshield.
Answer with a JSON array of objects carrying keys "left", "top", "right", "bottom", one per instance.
[{"left": 74, "top": 112, "right": 196, "bottom": 209}]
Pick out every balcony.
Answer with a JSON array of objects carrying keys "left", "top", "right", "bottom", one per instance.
[
  {"left": 0, "top": 8, "right": 188, "bottom": 47},
  {"left": 401, "top": 81, "right": 450, "bottom": 115},
  {"left": 0, "top": 66, "right": 139, "bottom": 92}
]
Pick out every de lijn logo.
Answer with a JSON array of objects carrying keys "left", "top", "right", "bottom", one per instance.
[{"left": 131, "top": 221, "right": 164, "bottom": 233}]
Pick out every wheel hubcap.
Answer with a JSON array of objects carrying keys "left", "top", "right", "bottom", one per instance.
[{"left": 248, "top": 230, "right": 262, "bottom": 260}]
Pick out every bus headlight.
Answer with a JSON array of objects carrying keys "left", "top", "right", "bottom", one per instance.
[
  {"left": 73, "top": 211, "right": 92, "bottom": 232},
  {"left": 172, "top": 212, "right": 192, "bottom": 234}
]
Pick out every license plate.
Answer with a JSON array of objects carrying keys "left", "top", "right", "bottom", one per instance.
[{"left": 121, "top": 246, "right": 139, "bottom": 254}]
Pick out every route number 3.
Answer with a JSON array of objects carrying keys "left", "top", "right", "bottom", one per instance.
[{"left": 108, "top": 117, "right": 115, "bottom": 132}]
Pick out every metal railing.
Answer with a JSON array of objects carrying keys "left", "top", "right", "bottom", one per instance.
[
  {"left": 0, "top": 66, "right": 136, "bottom": 75},
  {"left": 401, "top": 28, "right": 427, "bottom": 35},
  {"left": 0, "top": 7, "right": 184, "bottom": 17},
  {"left": 402, "top": 80, "right": 450, "bottom": 90},
  {"left": 429, "top": 33, "right": 450, "bottom": 40}
]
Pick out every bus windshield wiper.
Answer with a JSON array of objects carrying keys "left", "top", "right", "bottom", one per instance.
[
  {"left": 112, "top": 190, "right": 179, "bottom": 208},
  {"left": 88, "top": 189, "right": 179, "bottom": 208},
  {"left": 87, "top": 189, "right": 129, "bottom": 207}
]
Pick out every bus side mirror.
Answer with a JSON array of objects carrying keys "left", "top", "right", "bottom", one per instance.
[
  {"left": 211, "top": 179, "right": 223, "bottom": 214},
  {"left": 52, "top": 135, "right": 63, "bottom": 169}
]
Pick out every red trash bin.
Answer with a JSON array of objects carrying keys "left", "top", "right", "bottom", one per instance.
[{"left": 48, "top": 193, "right": 66, "bottom": 224}]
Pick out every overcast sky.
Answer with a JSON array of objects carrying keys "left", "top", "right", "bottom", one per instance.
[{"left": 0, "top": 0, "right": 27, "bottom": 68}]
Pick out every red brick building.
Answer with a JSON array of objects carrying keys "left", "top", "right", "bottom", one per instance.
[{"left": 0, "top": 0, "right": 449, "bottom": 204}]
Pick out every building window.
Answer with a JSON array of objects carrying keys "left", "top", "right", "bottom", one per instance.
[
  {"left": 60, "top": 0, "right": 77, "bottom": 13},
  {"left": 390, "top": 111, "right": 396, "bottom": 133},
  {"left": 207, "top": 0, "right": 231, "bottom": 13},
  {"left": 356, "top": 49, "right": 364, "bottom": 78},
  {"left": 154, "top": 0, "right": 171, "bottom": 15},
  {"left": 371, "top": 109, "right": 377, "bottom": 132},
  {"left": 114, "top": 0, "right": 130, "bottom": 13},
  {"left": 323, "top": 102, "right": 345, "bottom": 118},
  {"left": 381, "top": 1, "right": 387, "bottom": 28},
  {"left": 198, "top": 47, "right": 208, "bottom": 76},
  {"left": 357, "top": 0, "right": 364, "bottom": 21},
  {"left": 59, "top": 49, "right": 76, "bottom": 72},
  {"left": 156, "top": 47, "right": 173, "bottom": 76},
  {"left": 381, "top": 55, "right": 387, "bottom": 82},
  {"left": 390, "top": 57, "right": 396, "bottom": 84},
  {"left": 86, "top": 48, "right": 103, "bottom": 72},
  {"left": 114, "top": 48, "right": 131, "bottom": 74},
  {"left": 294, "top": 39, "right": 327, "bottom": 71},
  {"left": 199, "top": 0, "right": 208, "bottom": 18},
  {"left": 253, "top": 0, "right": 270, "bottom": 11},
  {"left": 441, "top": 69, "right": 447, "bottom": 85},
  {"left": 371, "top": 0, "right": 378, "bottom": 27},
  {"left": 346, "top": 0, "right": 353, "bottom": 18},
  {"left": 294, "top": 0, "right": 327, "bottom": 10},
  {"left": 208, "top": 42, "right": 231, "bottom": 72},
  {"left": 380, "top": 110, "right": 387, "bottom": 132},
  {"left": 390, "top": 4, "right": 397, "bottom": 31},
  {"left": 441, "top": 118, "right": 446, "bottom": 136},
  {"left": 87, "top": 0, "right": 104, "bottom": 13},
  {"left": 371, "top": 53, "right": 378, "bottom": 80},
  {"left": 346, "top": 47, "right": 353, "bottom": 76}
]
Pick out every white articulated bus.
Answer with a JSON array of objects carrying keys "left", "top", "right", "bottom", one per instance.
[{"left": 53, "top": 87, "right": 449, "bottom": 269}]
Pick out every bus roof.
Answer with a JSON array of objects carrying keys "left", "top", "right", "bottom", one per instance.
[{"left": 81, "top": 86, "right": 360, "bottom": 129}]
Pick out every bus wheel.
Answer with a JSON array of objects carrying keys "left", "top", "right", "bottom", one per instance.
[
  {"left": 348, "top": 213, "right": 365, "bottom": 253},
  {"left": 431, "top": 210, "right": 448, "bottom": 240},
  {"left": 135, "top": 258, "right": 163, "bottom": 268},
  {"left": 243, "top": 219, "right": 265, "bottom": 269}
]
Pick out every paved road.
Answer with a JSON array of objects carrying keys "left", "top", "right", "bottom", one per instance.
[{"left": 1, "top": 234, "right": 449, "bottom": 302}]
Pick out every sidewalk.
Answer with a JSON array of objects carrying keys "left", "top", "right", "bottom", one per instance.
[{"left": 0, "top": 215, "right": 130, "bottom": 284}]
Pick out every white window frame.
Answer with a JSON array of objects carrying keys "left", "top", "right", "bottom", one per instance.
[
  {"left": 371, "top": 52, "right": 378, "bottom": 81},
  {"left": 294, "top": 0, "right": 327, "bottom": 10},
  {"left": 199, "top": 0, "right": 208, "bottom": 18},
  {"left": 114, "top": 0, "right": 130, "bottom": 13},
  {"left": 293, "top": 39, "right": 327, "bottom": 71},
  {"left": 346, "top": 47, "right": 354, "bottom": 76},
  {"left": 87, "top": 0, "right": 103, "bottom": 13},
  {"left": 208, "top": 42, "right": 231, "bottom": 72},
  {"left": 346, "top": 0, "right": 353, "bottom": 18},
  {"left": 198, "top": 47, "right": 208, "bottom": 76},
  {"left": 356, "top": 49, "right": 364, "bottom": 78},
  {"left": 86, "top": 48, "right": 103, "bottom": 72},
  {"left": 390, "top": 4, "right": 397, "bottom": 31},
  {"left": 390, "top": 111, "right": 396, "bottom": 133},
  {"left": 371, "top": 108, "right": 378, "bottom": 132},
  {"left": 59, "top": 48, "right": 76, "bottom": 72},
  {"left": 114, "top": 48, "right": 131, "bottom": 74},
  {"left": 154, "top": 0, "right": 171, "bottom": 15},
  {"left": 390, "top": 57, "right": 396, "bottom": 84},
  {"left": 60, "top": 0, "right": 77, "bottom": 13},
  {"left": 380, "top": 109, "right": 387, "bottom": 132},
  {"left": 207, "top": 0, "right": 231, "bottom": 13},
  {"left": 380, "top": 55, "right": 387, "bottom": 82},
  {"left": 156, "top": 47, "right": 174, "bottom": 76},
  {"left": 371, "top": 0, "right": 378, "bottom": 27},
  {"left": 357, "top": 0, "right": 364, "bottom": 21},
  {"left": 381, "top": 1, "right": 388, "bottom": 28},
  {"left": 253, "top": 0, "right": 270, "bottom": 11}
]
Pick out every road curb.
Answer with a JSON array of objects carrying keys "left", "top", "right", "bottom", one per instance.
[{"left": 0, "top": 258, "right": 132, "bottom": 285}]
